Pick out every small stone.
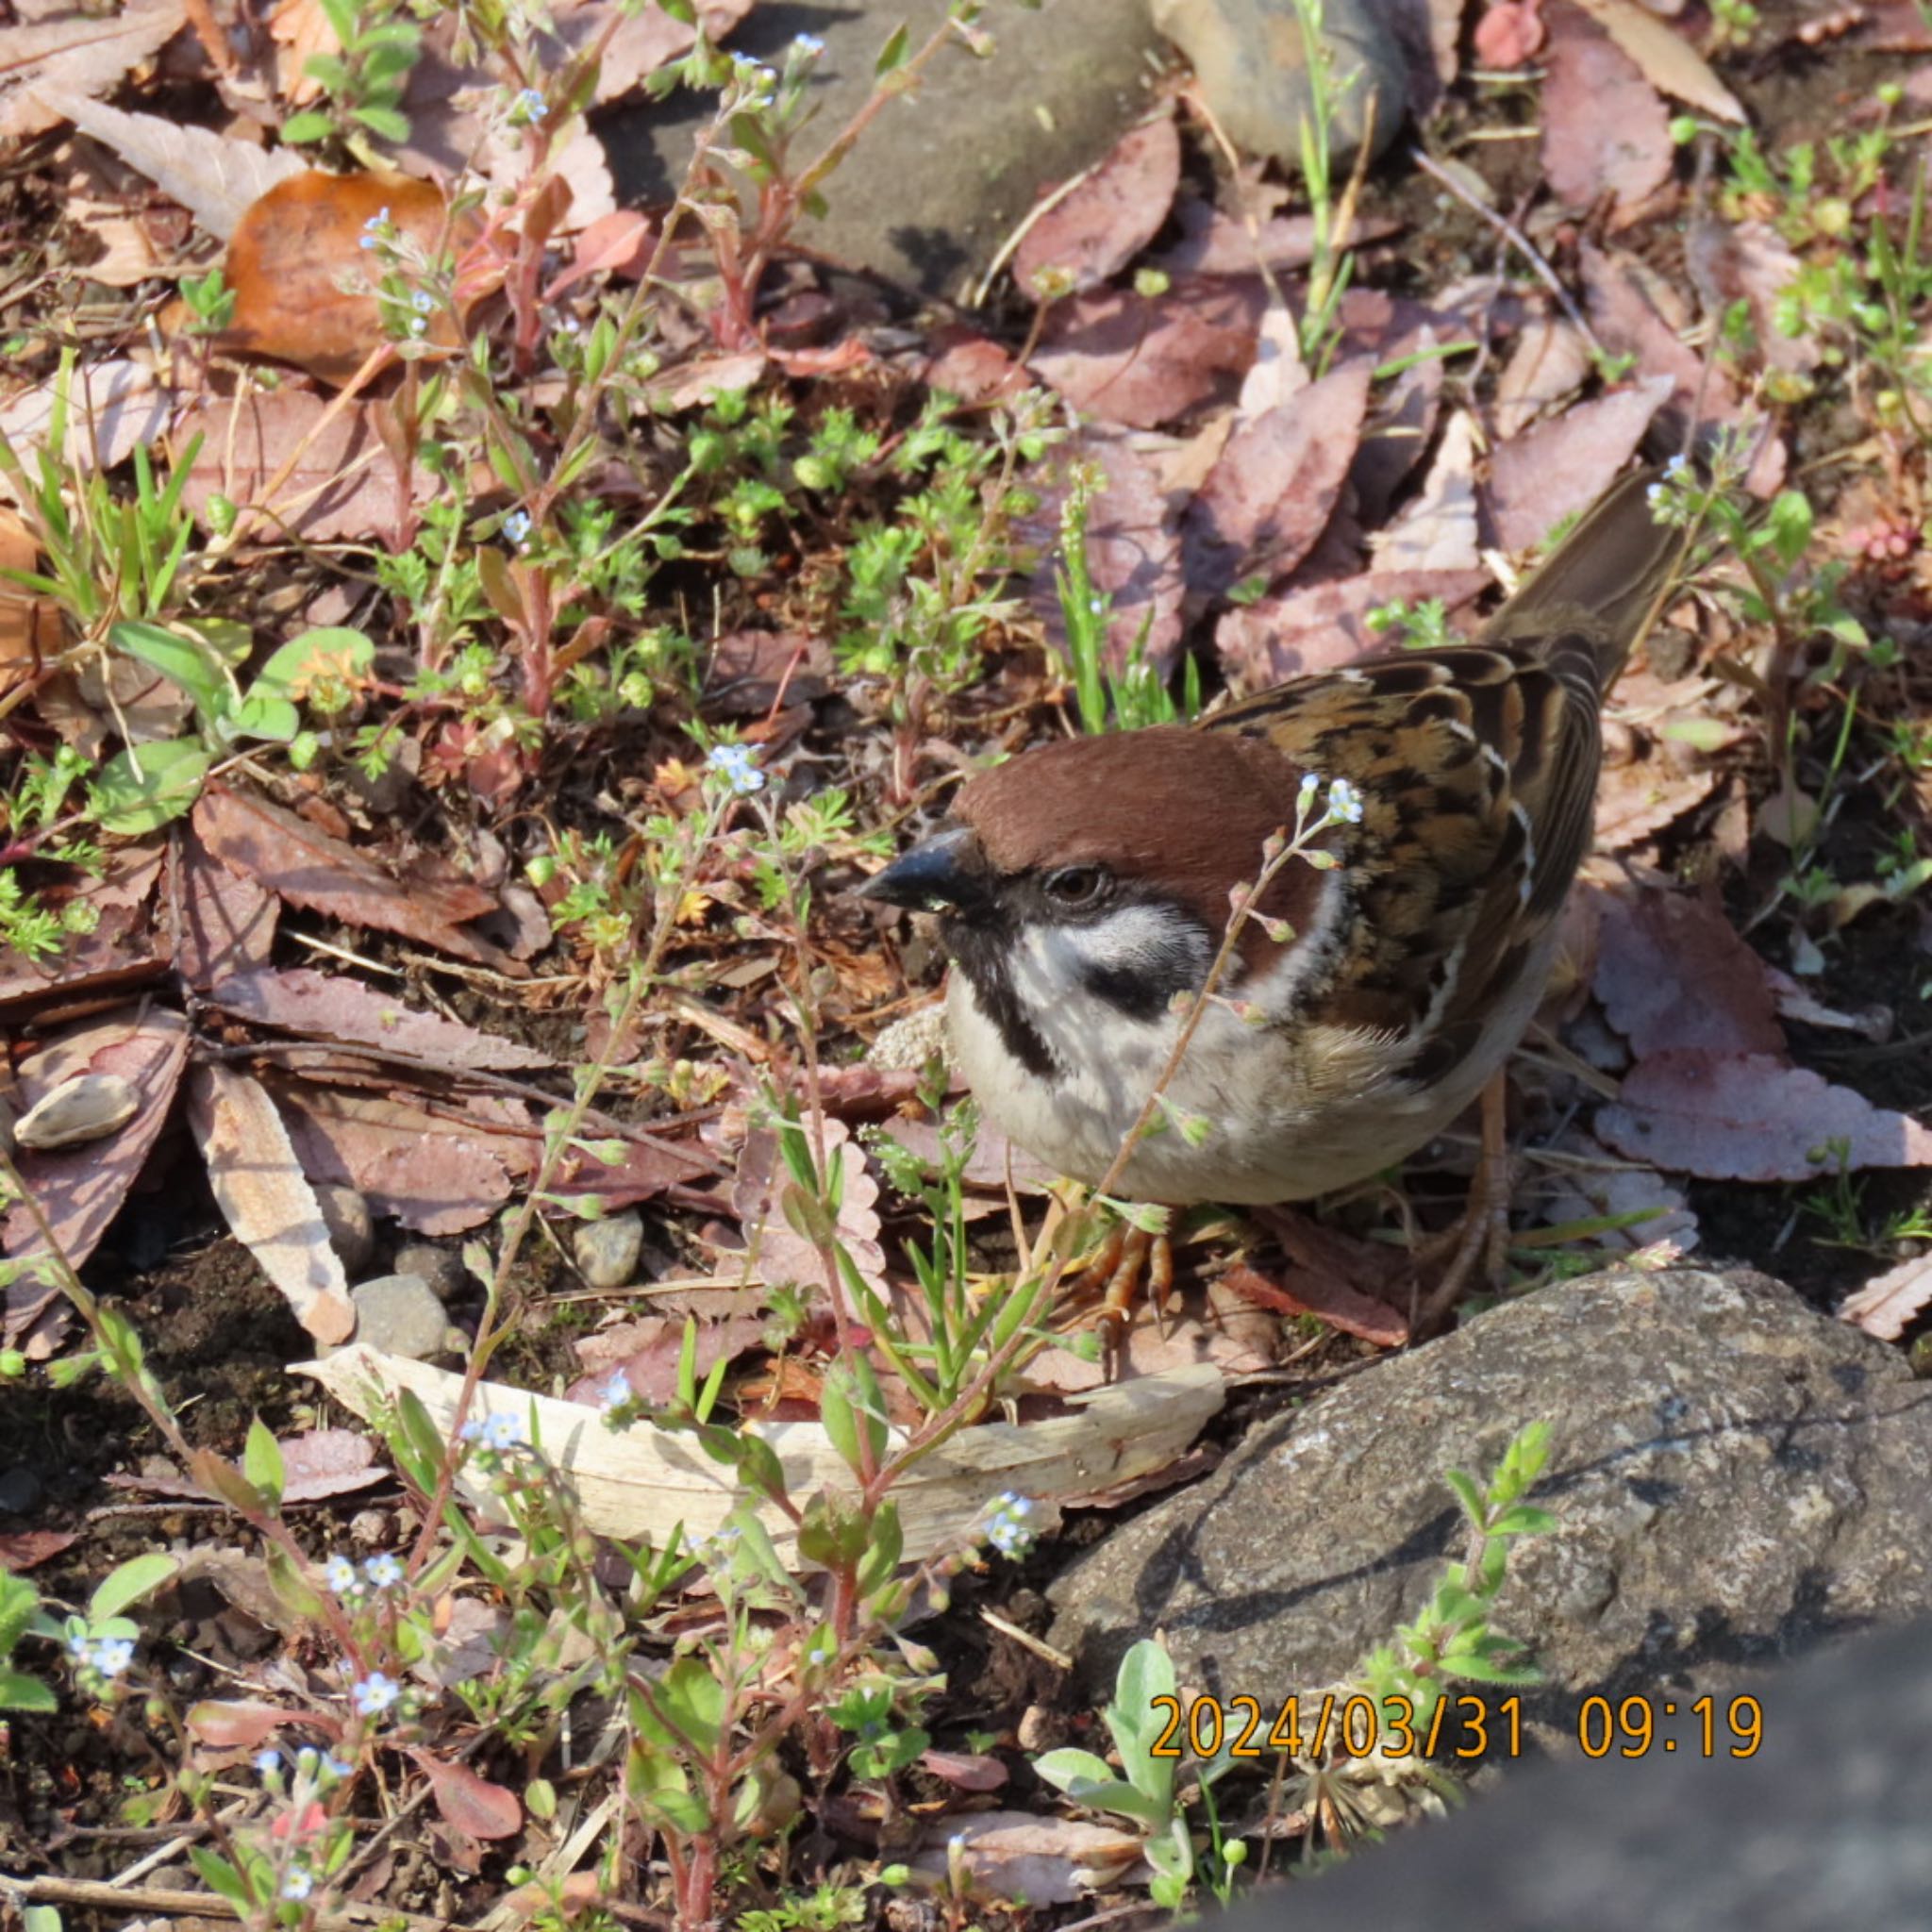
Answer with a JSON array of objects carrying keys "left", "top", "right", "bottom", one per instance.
[
  {"left": 0, "top": 1465, "right": 42, "bottom": 1515},
  {"left": 391, "top": 1242, "right": 467, "bottom": 1303},
  {"left": 573, "top": 1209, "right": 644, "bottom": 1290},
  {"left": 313, "top": 1183, "right": 375, "bottom": 1274},
  {"left": 1016, "top": 1703, "right": 1055, "bottom": 1753},
  {"left": 348, "top": 1509, "right": 389, "bottom": 1547},
  {"left": 1150, "top": 0, "right": 1410, "bottom": 168},
  {"left": 15, "top": 1073, "right": 140, "bottom": 1150},
  {"left": 351, "top": 1274, "right": 463, "bottom": 1361},
  {"left": 867, "top": 1002, "right": 955, "bottom": 1074}
]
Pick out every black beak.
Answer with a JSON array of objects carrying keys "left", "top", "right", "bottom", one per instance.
[{"left": 860, "top": 826, "right": 984, "bottom": 913}]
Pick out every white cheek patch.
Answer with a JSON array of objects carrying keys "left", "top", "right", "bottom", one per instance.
[{"left": 1011, "top": 905, "right": 1210, "bottom": 1000}]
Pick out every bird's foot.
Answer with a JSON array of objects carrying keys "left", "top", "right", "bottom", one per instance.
[
  {"left": 1060, "top": 1221, "right": 1175, "bottom": 1330},
  {"left": 1412, "top": 1074, "right": 1515, "bottom": 1333}
]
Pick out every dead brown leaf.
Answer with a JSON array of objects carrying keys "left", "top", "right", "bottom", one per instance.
[
  {"left": 1593, "top": 757, "right": 1719, "bottom": 851},
  {"left": 0, "top": 506, "right": 62, "bottom": 672},
  {"left": 1572, "top": 0, "right": 1744, "bottom": 119},
  {"left": 733, "top": 1119, "right": 886, "bottom": 1295},
  {"left": 174, "top": 824, "right": 280, "bottom": 990},
  {"left": 406, "top": 1751, "right": 523, "bottom": 1841},
  {"left": 1148, "top": 197, "right": 1398, "bottom": 276},
  {"left": 1014, "top": 111, "right": 1181, "bottom": 298},
  {"left": 213, "top": 172, "right": 474, "bottom": 384},
  {"left": 1541, "top": 1, "right": 1674, "bottom": 221},
  {"left": 1486, "top": 376, "right": 1674, "bottom": 553},
  {"left": 1840, "top": 1256, "right": 1932, "bottom": 1341},
  {"left": 0, "top": 360, "right": 171, "bottom": 502},
  {"left": 1592, "top": 888, "right": 1785, "bottom": 1059},
  {"left": 1491, "top": 316, "right": 1594, "bottom": 440},
  {"left": 3, "top": 1008, "right": 190, "bottom": 1311},
  {"left": 1183, "top": 357, "right": 1371, "bottom": 599},
  {"left": 0, "top": 0, "right": 185, "bottom": 140},
  {"left": 578, "top": 1314, "right": 767, "bottom": 1406},
  {"left": 1596, "top": 1052, "right": 1932, "bottom": 1181},
  {"left": 1218, "top": 567, "right": 1491, "bottom": 686},
  {"left": 192, "top": 786, "right": 515, "bottom": 972},
  {"left": 189, "top": 1061, "right": 356, "bottom": 1343},
  {"left": 1685, "top": 218, "right": 1823, "bottom": 376},
  {"left": 208, "top": 967, "right": 556, "bottom": 1072},
  {"left": 1029, "top": 277, "right": 1264, "bottom": 428},
  {"left": 44, "top": 92, "right": 308, "bottom": 242},
  {"left": 0, "top": 1530, "right": 78, "bottom": 1572},
  {"left": 271, "top": 1078, "right": 526, "bottom": 1235},
  {"left": 1371, "top": 409, "right": 1479, "bottom": 575},
  {"left": 0, "top": 844, "right": 167, "bottom": 1019},
  {"left": 173, "top": 391, "right": 428, "bottom": 544}
]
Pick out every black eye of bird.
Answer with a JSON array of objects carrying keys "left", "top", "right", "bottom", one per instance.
[{"left": 1043, "top": 864, "right": 1108, "bottom": 909}]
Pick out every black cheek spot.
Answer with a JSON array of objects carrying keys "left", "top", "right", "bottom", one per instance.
[{"left": 945, "top": 920, "right": 1058, "bottom": 1078}]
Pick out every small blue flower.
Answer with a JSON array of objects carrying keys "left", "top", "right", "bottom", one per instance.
[
  {"left": 411, "top": 291, "right": 433, "bottom": 313},
  {"left": 283, "top": 1868, "right": 314, "bottom": 1902},
  {"left": 67, "top": 1631, "right": 91, "bottom": 1661},
  {"left": 1664, "top": 452, "right": 1691, "bottom": 477},
  {"left": 982, "top": 1491, "right": 1037, "bottom": 1559},
  {"left": 1325, "top": 777, "right": 1363, "bottom": 825},
  {"left": 503, "top": 509, "right": 532, "bottom": 546},
  {"left": 485, "top": 1410, "right": 524, "bottom": 1451},
  {"left": 256, "top": 1748, "right": 281, "bottom": 1775},
  {"left": 793, "top": 32, "right": 825, "bottom": 54},
  {"left": 352, "top": 1672, "right": 399, "bottom": 1718},
  {"left": 1298, "top": 771, "right": 1321, "bottom": 800},
  {"left": 321, "top": 1752, "right": 355, "bottom": 1780},
  {"left": 364, "top": 1553, "right": 405, "bottom": 1591},
  {"left": 324, "top": 1554, "right": 363, "bottom": 1597},
  {"left": 705, "top": 742, "right": 765, "bottom": 795},
  {"left": 514, "top": 86, "right": 547, "bottom": 123},
  {"left": 90, "top": 1636, "right": 136, "bottom": 1678},
  {"left": 603, "top": 1371, "right": 632, "bottom": 1410}
]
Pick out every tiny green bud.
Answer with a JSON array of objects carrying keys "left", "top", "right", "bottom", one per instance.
[
  {"left": 208, "top": 492, "right": 238, "bottom": 535},
  {"left": 1668, "top": 115, "right": 1700, "bottom": 144}
]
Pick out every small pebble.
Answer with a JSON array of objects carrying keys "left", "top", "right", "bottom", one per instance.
[
  {"left": 16, "top": 1073, "right": 140, "bottom": 1150},
  {"left": 351, "top": 1274, "right": 464, "bottom": 1361},
  {"left": 573, "top": 1208, "right": 644, "bottom": 1290},
  {"left": 313, "top": 1183, "right": 375, "bottom": 1274},
  {"left": 391, "top": 1242, "right": 467, "bottom": 1303},
  {"left": 0, "top": 1466, "right": 42, "bottom": 1515}
]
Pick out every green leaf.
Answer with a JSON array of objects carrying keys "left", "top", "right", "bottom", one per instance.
[
  {"left": 250, "top": 625, "right": 373, "bottom": 706},
  {"left": 242, "top": 1417, "right": 285, "bottom": 1505},
  {"left": 265, "top": 1546, "right": 327, "bottom": 1623},
  {"left": 0, "top": 1574, "right": 41, "bottom": 1656},
  {"left": 1031, "top": 1746, "right": 1115, "bottom": 1793},
  {"left": 90, "top": 1552, "right": 180, "bottom": 1622},
  {"left": 874, "top": 23, "right": 909, "bottom": 73},
  {"left": 109, "top": 619, "right": 233, "bottom": 725},
  {"left": 350, "top": 102, "right": 412, "bottom": 143},
  {"left": 91, "top": 739, "right": 214, "bottom": 833},
  {"left": 280, "top": 109, "right": 334, "bottom": 144},
  {"left": 0, "top": 1669, "right": 57, "bottom": 1713},
  {"left": 189, "top": 1846, "right": 255, "bottom": 1910}
]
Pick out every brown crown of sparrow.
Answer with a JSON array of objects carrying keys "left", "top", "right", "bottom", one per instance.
[{"left": 864, "top": 466, "right": 1690, "bottom": 1214}]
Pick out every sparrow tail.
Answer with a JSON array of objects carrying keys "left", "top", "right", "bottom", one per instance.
[{"left": 1485, "top": 465, "right": 1690, "bottom": 692}]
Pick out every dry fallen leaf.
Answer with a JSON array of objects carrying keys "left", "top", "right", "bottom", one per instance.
[
  {"left": 1596, "top": 1052, "right": 1932, "bottom": 1182},
  {"left": 1014, "top": 111, "right": 1181, "bottom": 297},
  {"left": 0, "top": 844, "right": 168, "bottom": 1018},
  {"left": 406, "top": 1751, "right": 523, "bottom": 1842},
  {"left": 1183, "top": 357, "right": 1372, "bottom": 599},
  {"left": 733, "top": 1119, "right": 886, "bottom": 1295},
  {"left": 1593, "top": 756, "right": 1719, "bottom": 851},
  {"left": 1573, "top": 0, "right": 1744, "bottom": 120},
  {"left": 271, "top": 1079, "right": 528, "bottom": 1236},
  {"left": 188, "top": 1062, "right": 356, "bottom": 1344},
  {"left": 1371, "top": 409, "right": 1479, "bottom": 575},
  {"left": 1486, "top": 376, "right": 1674, "bottom": 553},
  {"left": 42, "top": 91, "right": 308, "bottom": 242},
  {"left": 0, "top": 0, "right": 185, "bottom": 140},
  {"left": 214, "top": 172, "right": 474, "bottom": 384},
  {"left": 911, "top": 1810, "right": 1142, "bottom": 1905},
  {"left": 1218, "top": 567, "right": 1491, "bottom": 686},
  {"left": 208, "top": 967, "right": 556, "bottom": 1072},
  {"left": 1592, "top": 888, "right": 1786, "bottom": 1059},
  {"left": 1030, "top": 278, "right": 1264, "bottom": 428},
  {"left": 1491, "top": 315, "right": 1593, "bottom": 440},
  {"left": 192, "top": 785, "right": 514, "bottom": 971},
  {"left": 297, "top": 1345, "right": 1225, "bottom": 1563},
  {"left": 3, "top": 1008, "right": 190, "bottom": 1308},
  {"left": 0, "top": 360, "right": 171, "bottom": 504},
  {"left": 173, "top": 391, "right": 430, "bottom": 545},
  {"left": 1840, "top": 1256, "right": 1932, "bottom": 1342},
  {"left": 174, "top": 823, "right": 280, "bottom": 990},
  {"left": 1541, "top": 0, "right": 1674, "bottom": 222}
]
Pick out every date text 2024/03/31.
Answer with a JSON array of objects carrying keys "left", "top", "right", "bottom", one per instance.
[{"left": 1144, "top": 1691, "right": 1767, "bottom": 1763}]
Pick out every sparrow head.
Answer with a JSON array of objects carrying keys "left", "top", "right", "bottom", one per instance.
[{"left": 863, "top": 727, "right": 1333, "bottom": 1069}]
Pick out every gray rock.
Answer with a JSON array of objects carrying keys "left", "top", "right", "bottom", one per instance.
[
  {"left": 1212, "top": 1612, "right": 1932, "bottom": 1932},
  {"left": 313, "top": 1183, "right": 375, "bottom": 1275},
  {"left": 351, "top": 1274, "right": 466, "bottom": 1361},
  {"left": 1150, "top": 0, "right": 1410, "bottom": 168},
  {"left": 391, "top": 1242, "right": 467, "bottom": 1304},
  {"left": 600, "top": 0, "right": 1164, "bottom": 298},
  {"left": 0, "top": 1465, "right": 41, "bottom": 1515},
  {"left": 1050, "top": 1269, "right": 1932, "bottom": 1722},
  {"left": 573, "top": 1208, "right": 645, "bottom": 1290}
]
